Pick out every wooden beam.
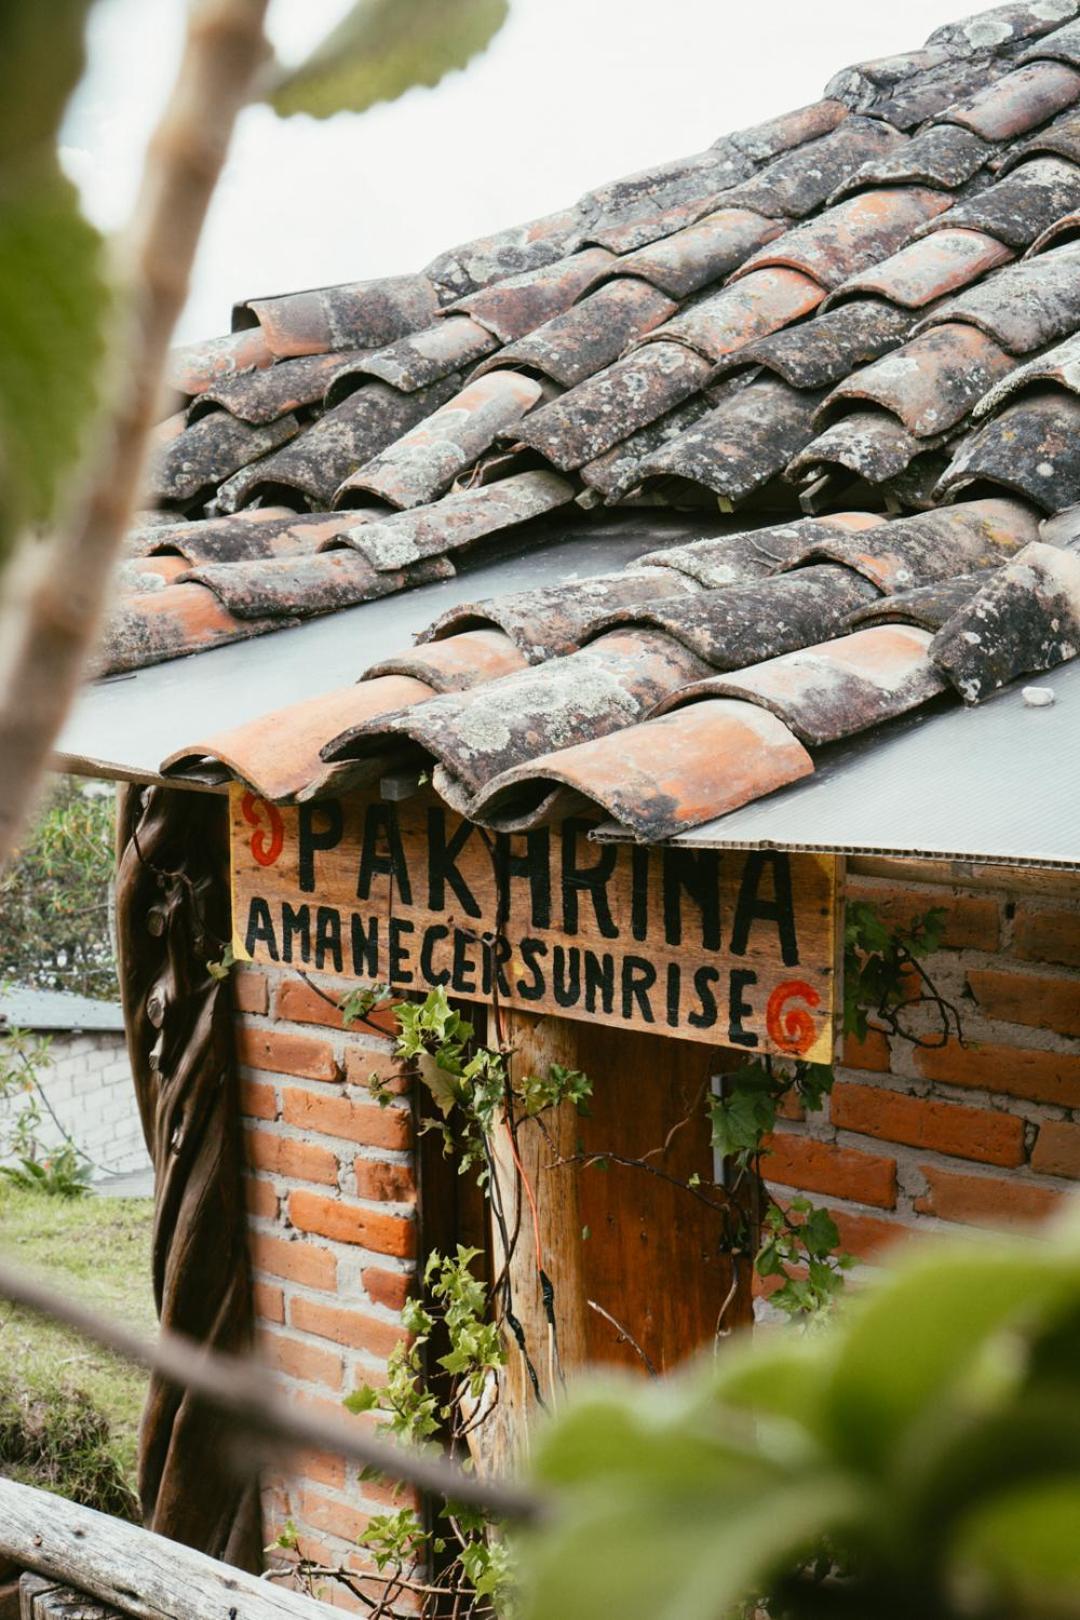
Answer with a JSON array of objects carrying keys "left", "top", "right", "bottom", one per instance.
[
  {"left": 484, "top": 1010, "right": 751, "bottom": 1465},
  {"left": 0, "top": 1479, "right": 325, "bottom": 1620}
]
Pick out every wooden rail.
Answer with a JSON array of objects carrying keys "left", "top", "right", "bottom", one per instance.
[{"left": 0, "top": 1478, "right": 325, "bottom": 1620}]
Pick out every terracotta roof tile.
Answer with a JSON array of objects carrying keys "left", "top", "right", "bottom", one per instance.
[
  {"left": 719, "top": 118, "right": 907, "bottom": 220},
  {"left": 471, "top": 278, "right": 678, "bottom": 387},
  {"left": 1019, "top": 15, "right": 1080, "bottom": 66},
  {"left": 445, "top": 248, "right": 615, "bottom": 342},
  {"left": 148, "top": 411, "right": 299, "bottom": 507},
  {"left": 779, "top": 497, "right": 1036, "bottom": 589},
  {"left": 926, "top": 3, "right": 1077, "bottom": 57},
  {"left": 817, "top": 320, "right": 1016, "bottom": 435},
  {"left": 324, "top": 317, "right": 496, "bottom": 397},
  {"left": 100, "top": 582, "right": 285, "bottom": 674},
  {"left": 708, "top": 298, "right": 914, "bottom": 389},
  {"left": 187, "top": 350, "right": 368, "bottom": 425},
  {"left": 866, "top": 57, "right": 1013, "bottom": 128},
  {"left": 466, "top": 699, "right": 814, "bottom": 840},
  {"left": 728, "top": 99, "right": 849, "bottom": 161},
  {"left": 1025, "top": 200, "right": 1080, "bottom": 247},
  {"left": 972, "top": 326, "right": 1080, "bottom": 416},
  {"left": 917, "top": 239, "right": 1080, "bottom": 349},
  {"left": 732, "top": 188, "right": 953, "bottom": 289},
  {"left": 420, "top": 566, "right": 702, "bottom": 661},
  {"left": 851, "top": 569, "right": 998, "bottom": 629},
  {"left": 920, "top": 154, "right": 1080, "bottom": 246},
  {"left": 423, "top": 207, "right": 587, "bottom": 300},
  {"left": 324, "top": 629, "right": 711, "bottom": 796},
  {"left": 635, "top": 375, "right": 826, "bottom": 503},
  {"left": 616, "top": 211, "right": 787, "bottom": 299},
  {"left": 512, "top": 342, "right": 710, "bottom": 471},
  {"left": 640, "top": 266, "right": 824, "bottom": 361},
  {"left": 787, "top": 409, "right": 934, "bottom": 494},
  {"left": 334, "top": 371, "right": 544, "bottom": 510},
  {"left": 654, "top": 624, "right": 946, "bottom": 744},
  {"left": 930, "top": 538, "right": 1080, "bottom": 698},
  {"left": 137, "top": 509, "right": 361, "bottom": 565},
  {"left": 635, "top": 513, "right": 884, "bottom": 588},
  {"left": 233, "top": 274, "right": 443, "bottom": 358},
  {"left": 213, "top": 376, "right": 460, "bottom": 510},
  {"left": 584, "top": 564, "right": 877, "bottom": 665},
  {"left": 824, "top": 228, "right": 1013, "bottom": 310},
  {"left": 326, "top": 471, "right": 575, "bottom": 570},
  {"left": 936, "top": 387, "right": 1080, "bottom": 506},
  {"left": 167, "top": 328, "right": 273, "bottom": 396},
  {"left": 181, "top": 551, "right": 452, "bottom": 621},
  {"left": 941, "top": 58, "right": 1080, "bottom": 137},
  {"left": 998, "top": 104, "right": 1080, "bottom": 168},
  {"left": 828, "top": 124, "right": 992, "bottom": 199},
  {"left": 363, "top": 628, "right": 529, "bottom": 691}
]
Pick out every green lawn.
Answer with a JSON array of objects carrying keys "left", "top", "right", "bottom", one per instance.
[{"left": 0, "top": 1186, "right": 155, "bottom": 1491}]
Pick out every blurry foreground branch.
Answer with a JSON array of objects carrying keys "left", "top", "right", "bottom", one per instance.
[
  {"left": 0, "top": 1254, "right": 543, "bottom": 1523},
  {"left": 0, "top": 0, "right": 270, "bottom": 866}
]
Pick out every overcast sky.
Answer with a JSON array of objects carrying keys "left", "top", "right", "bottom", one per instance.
[{"left": 63, "top": 0, "right": 962, "bottom": 343}]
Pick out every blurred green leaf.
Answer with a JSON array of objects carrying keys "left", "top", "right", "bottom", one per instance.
[
  {"left": 270, "top": 0, "right": 510, "bottom": 119},
  {"left": 0, "top": 168, "right": 108, "bottom": 554},
  {"left": 821, "top": 1245, "right": 1080, "bottom": 1472},
  {"left": 0, "top": 2, "right": 92, "bottom": 167},
  {"left": 953, "top": 1477, "right": 1080, "bottom": 1616}
]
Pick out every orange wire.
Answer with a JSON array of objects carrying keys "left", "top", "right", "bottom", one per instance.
[{"left": 504, "top": 1116, "right": 544, "bottom": 1275}]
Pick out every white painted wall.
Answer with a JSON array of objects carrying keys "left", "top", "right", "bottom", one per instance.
[{"left": 0, "top": 1031, "right": 150, "bottom": 1180}]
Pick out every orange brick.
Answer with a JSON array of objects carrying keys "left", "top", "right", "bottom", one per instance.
[
  {"left": 915, "top": 1165, "right": 1065, "bottom": 1229},
  {"left": 289, "top": 1190, "right": 416, "bottom": 1258},
  {"left": 252, "top": 1233, "right": 338, "bottom": 1291},
  {"left": 237, "top": 1025, "right": 340, "bottom": 1081},
  {"left": 299, "top": 1489, "right": 371, "bottom": 1544},
  {"left": 830, "top": 1081, "right": 1025, "bottom": 1167},
  {"left": 291, "top": 1296, "right": 408, "bottom": 1358},
  {"left": 841, "top": 1027, "right": 891, "bottom": 1073},
  {"left": 344, "top": 1047, "right": 411, "bottom": 1095},
  {"left": 354, "top": 1159, "right": 416, "bottom": 1203},
  {"left": 1013, "top": 905, "right": 1080, "bottom": 969},
  {"left": 276, "top": 978, "right": 346, "bottom": 1029},
  {"left": 245, "top": 1128, "right": 339, "bottom": 1186},
  {"left": 1032, "top": 1121, "right": 1080, "bottom": 1180},
  {"left": 233, "top": 971, "right": 269, "bottom": 1014},
  {"left": 913, "top": 1037, "right": 1080, "bottom": 1110},
  {"left": 299, "top": 1451, "right": 346, "bottom": 1491},
  {"left": 362, "top": 1267, "right": 413, "bottom": 1312},
  {"left": 245, "top": 1175, "right": 279, "bottom": 1220},
  {"left": 846, "top": 883, "right": 1000, "bottom": 952},
  {"left": 241, "top": 1079, "right": 277, "bottom": 1121},
  {"left": 253, "top": 1281, "right": 285, "bottom": 1324},
  {"left": 282, "top": 1088, "right": 412, "bottom": 1150},
  {"left": 827, "top": 1207, "right": 913, "bottom": 1261},
  {"left": 763, "top": 1133, "right": 897, "bottom": 1208},
  {"left": 261, "top": 1331, "right": 343, "bottom": 1390},
  {"left": 967, "top": 968, "right": 1080, "bottom": 1040}
]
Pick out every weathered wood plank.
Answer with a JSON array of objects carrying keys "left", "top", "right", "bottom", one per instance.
[
  {"left": 230, "top": 786, "right": 839, "bottom": 1059},
  {"left": 0, "top": 1478, "right": 326, "bottom": 1620}
]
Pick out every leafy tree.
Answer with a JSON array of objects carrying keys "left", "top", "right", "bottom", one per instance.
[{"left": 0, "top": 775, "right": 117, "bottom": 999}]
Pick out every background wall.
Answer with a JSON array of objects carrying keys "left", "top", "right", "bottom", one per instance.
[{"left": 0, "top": 1026, "right": 149, "bottom": 1181}]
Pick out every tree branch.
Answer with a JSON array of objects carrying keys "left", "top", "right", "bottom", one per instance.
[
  {"left": 0, "top": 1254, "right": 545, "bottom": 1523},
  {"left": 0, "top": 0, "right": 272, "bottom": 866}
]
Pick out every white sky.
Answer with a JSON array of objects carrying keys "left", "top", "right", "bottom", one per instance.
[{"left": 63, "top": 0, "right": 963, "bottom": 343}]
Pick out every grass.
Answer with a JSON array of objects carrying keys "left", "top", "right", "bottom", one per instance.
[{"left": 0, "top": 1184, "right": 155, "bottom": 1503}]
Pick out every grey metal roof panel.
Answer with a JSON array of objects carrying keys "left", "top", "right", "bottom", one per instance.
[
  {"left": 593, "top": 659, "right": 1080, "bottom": 867},
  {"left": 0, "top": 988, "right": 126, "bottom": 1034}
]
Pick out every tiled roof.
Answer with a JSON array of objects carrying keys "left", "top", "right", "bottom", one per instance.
[{"left": 106, "top": 2, "right": 1080, "bottom": 844}]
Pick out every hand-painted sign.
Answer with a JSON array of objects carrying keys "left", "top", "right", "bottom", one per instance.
[{"left": 230, "top": 786, "right": 838, "bottom": 1060}]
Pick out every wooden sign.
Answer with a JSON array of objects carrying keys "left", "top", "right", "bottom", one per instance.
[{"left": 230, "top": 785, "right": 838, "bottom": 1060}]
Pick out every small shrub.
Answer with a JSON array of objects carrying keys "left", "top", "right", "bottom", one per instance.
[{"left": 0, "top": 1373, "right": 139, "bottom": 1519}]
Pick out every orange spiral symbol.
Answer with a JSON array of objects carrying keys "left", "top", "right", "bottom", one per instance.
[
  {"left": 766, "top": 979, "right": 821, "bottom": 1056},
  {"left": 241, "top": 791, "right": 284, "bottom": 868}
]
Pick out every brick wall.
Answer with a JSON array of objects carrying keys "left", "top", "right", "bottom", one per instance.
[
  {"left": 232, "top": 966, "right": 417, "bottom": 1609},
  {"left": 234, "top": 858, "right": 1080, "bottom": 1594},
  {"left": 763, "top": 859, "right": 1080, "bottom": 1272},
  {"left": 0, "top": 1029, "right": 149, "bottom": 1179}
]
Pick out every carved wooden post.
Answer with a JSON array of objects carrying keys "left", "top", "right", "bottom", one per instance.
[{"left": 115, "top": 785, "right": 261, "bottom": 1570}]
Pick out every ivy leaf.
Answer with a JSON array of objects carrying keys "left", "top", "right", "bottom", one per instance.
[
  {"left": 0, "top": 3, "right": 92, "bottom": 168},
  {"left": 0, "top": 167, "right": 108, "bottom": 557},
  {"left": 953, "top": 1477, "right": 1080, "bottom": 1612},
  {"left": 270, "top": 0, "right": 510, "bottom": 120},
  {"left": 417, "top": 1050, "right": 459, "bottom": 1117}
]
